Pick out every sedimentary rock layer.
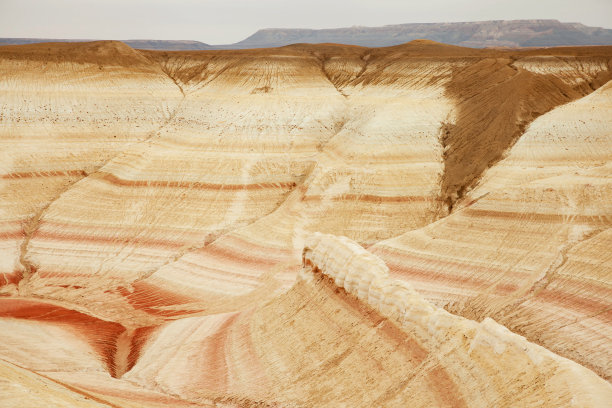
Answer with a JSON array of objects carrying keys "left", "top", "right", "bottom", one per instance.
[
  {"left": 0, "top": 41, "right": 184, "bottom": 291},
  {"left": 372, "top": 79, "right": 612, "bottom": 380},
  {"left": 0, "top": 40, "right": 611, "bottom": 405},
  {"left": 114, "top": 234, "right": 612, "bottom": 406}
]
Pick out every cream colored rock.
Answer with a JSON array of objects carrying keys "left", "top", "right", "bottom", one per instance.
[
  {"left": 121, "top": 233, "right": 612, "bottom": 407},
  {"left": 0, "top": 41, "right": 183, "bottom": 293},
  {"left": 1, "top": 41, "right": 611, "bottom": 406},
  {"left": 0, "top": 360, "right": 108, "bottom": 408},
  {"left": 372, "top": 79, "right": 612, "bottom": 380},
  {"left": 300, "top": 233, "right": 612, "bottom": 407}
]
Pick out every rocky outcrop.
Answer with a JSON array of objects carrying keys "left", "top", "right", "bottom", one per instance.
[
  {"left": 116, "top": 233, "right": 612, "bottom": 407},
  {"left": 297, "top": 233, "right": 612, "bottom": 406},
  {"left": 371, "top": 79, "right": 612, "bottom": 380}
]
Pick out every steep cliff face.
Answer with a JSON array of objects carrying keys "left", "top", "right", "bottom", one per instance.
[{"left": 0, "top": 41, "right": 611, "bottom": 406}]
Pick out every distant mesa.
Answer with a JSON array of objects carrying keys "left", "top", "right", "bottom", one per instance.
[
  {"left": 1, "top": 19, "right": 611, "bottom": 50},
  {"left": 225, "top": 19, "right": 612, "bottom": 49}
]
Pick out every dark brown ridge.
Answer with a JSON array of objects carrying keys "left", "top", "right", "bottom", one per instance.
[{"left": 441, "top": 54, "right": 612, "bottom": 212}]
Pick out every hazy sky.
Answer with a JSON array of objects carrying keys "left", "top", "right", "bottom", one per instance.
[{"left": 1, "top": 0, "right": 611, "bottom": 44}]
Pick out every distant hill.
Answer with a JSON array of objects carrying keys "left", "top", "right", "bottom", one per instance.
[
  {"left": 221, "top": 19, "right": 612, "bottom": 49},
  {"left": 1, "top": 20, "right": 611, "bottom": 50},
  {"left": 0, "top": 38, "right": 212, "bottom": 50},
  {"left": 123, "top": 40, "right": 212, "bottom": 50}
]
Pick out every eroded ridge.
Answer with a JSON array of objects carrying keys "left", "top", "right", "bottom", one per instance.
[
  {"left": 370, "top": 78, "right": 612, "bottom": 380},
  {"left": 0, "top": 40, "right": 611, "bottom": 406},
  {"left": 300, "top": 233, "right": 612, "bottom": 407}
]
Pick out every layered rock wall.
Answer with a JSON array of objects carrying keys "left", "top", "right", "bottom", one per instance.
[
  {"left": 296, "top": 233, "right": 612, "bottom": 407},
  {"left": 0, "top": 41, "right": 611, "bottom": 406},
  {"left": 372, "top": 79, "right": 612, "bottom": 380}
]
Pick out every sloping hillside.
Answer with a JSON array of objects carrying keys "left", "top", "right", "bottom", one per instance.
[{"left": 0, "top": 40, "right": 610, "bottom": 406}]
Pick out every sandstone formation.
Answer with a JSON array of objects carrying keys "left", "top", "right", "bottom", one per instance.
[
  {"left": 117, "top": 234, "right": 612, "bottom": 406},
  {"left": 0, "top": 40, "right": 610, "bottom": 406},
  {"left": 371, "top": 79, "right": 612, "bottom": 380}
]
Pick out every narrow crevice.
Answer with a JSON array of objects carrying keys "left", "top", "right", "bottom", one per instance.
[
  {"left": 436, "top": 121, "right": 457, "bottom": 215},
  {"left": 314, "top": 54, "right": 349, "bottom": 98},
  {"left": 552, "top": 306, "right": 612, "bottom": 331},
  {"left": 523, "top": 228, "right": 607, "bottom": 299},
  {"left": 352, "top": 52, "right": 372, "bottom": 84},
  {"left": 158, "top": 62, "right": 185, "bottom": 97},
  {"left": 457, "top": 227, "right": 609, "bottom": 322},
  {"left": 17, "top": 177, "right": 83, "bottom": 294},
  {"left": 130, "top": 227, "right": 234, "bottom": 284},
  {"left": 112, "top": 328, "right": 133, "bottom": 378},
  {"left": 144, "top": 51, "right": 247, "bottom": 96}
]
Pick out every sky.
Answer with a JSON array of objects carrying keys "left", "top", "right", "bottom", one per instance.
[{"left": 1, "top": 0, "right": 611, "bottom": 44}]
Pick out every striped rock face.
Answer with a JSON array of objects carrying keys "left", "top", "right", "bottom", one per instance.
[
  {"left": 0, "top": 40, "right": 611, "bottom": 406},
  {"left": 371, "top": 79, "right": 612, "bottom": 381}
]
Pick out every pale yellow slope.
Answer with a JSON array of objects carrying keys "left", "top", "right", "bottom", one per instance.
[
  {"left": 371, "top": 80, "right": 612, "bottom": 380},
  {"left": 121, "top": 234, "right": 612, "bottom": 407},
  {"left": 0, "top": 42, "right": 183, "bottom": 290}
]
